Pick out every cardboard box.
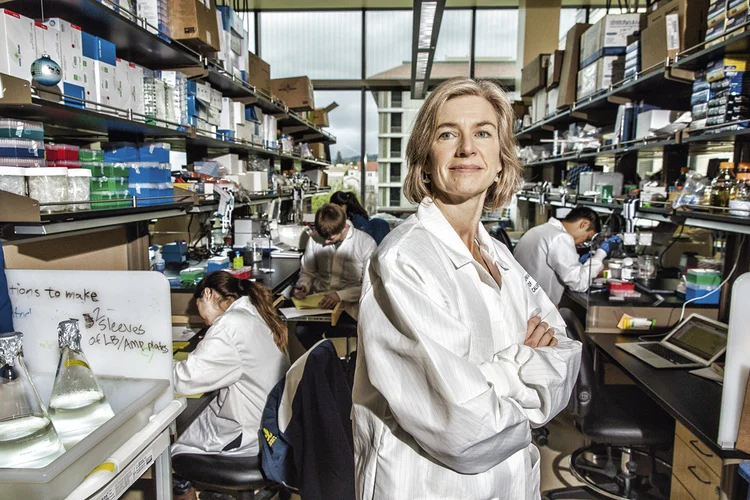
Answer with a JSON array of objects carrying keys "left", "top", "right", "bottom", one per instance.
[
  {"left": 44, "top": 19, "right": 84, "bottom": 89},
  {"left": 82, "top": 33, "right": 116, "bottom": 111},
  {"left": 521, "top": 54, "right": 550, "bottom": 97},
  {"left": 532, "top": 88, "right": 547, "bottom": 123},
  {"left": 272, "top": 76, "right": 315, "bottom": 111},
  {"left": 635, "top": 109, "right": 682, "bottom": 139},
  {"left": 580, "top": 14, "right": 642, "bottom": 68},
  {"left": 169, "top": 0, "right": 220, "bottom": 53},
  {"left": 558, "top": 23, "right": 591, "bottom": 109},
  {"left": 546, "top": 87, "right": 559, "bottom": 116},
  {"left": 546, "top": 50, "right": 565, "bottom": 89},
  {"left": 114, "top": 58, "right": 131, "bottom": 110},
  {"left": 220, "top": 97, "right": 235, "bottom": 131},
  {"left": 577, "top": 56, "right": 625, "bottom": 100},
  {"left": 128, "top": 62, "right": 145, "bottom": 116},
  {"left": 642, "top": 0, "right": 710, "bottom": 71},
  {"left": 312, "top": 102, "right": 339, "bottom": 127},
  {"left": 247, "top": 51, "right": 271, "bottom": 96},
  {"left": 0, "top": 9, "right": 36, "bottom": 82},
  {"left": 309, "top": 142, "right": 326, "bottom": 160}
]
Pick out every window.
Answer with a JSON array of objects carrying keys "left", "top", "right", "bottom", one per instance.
[
  {"left": 390, "top": 138, "right": 401, "bottom": 158},
  {"left": 391, "top": 92, "right": 402, "bottom": 108},
  {"left": 390, "top": 163, "right": 401, "bottom": 183},
  {"left": 366, "top": 11, "right": 412, "bottom": 79},
  {"left": 391, "top": 113, "right": 402, "bottom": 133},
  {"left": 473, "top": 9, "right": 518, "bottom": 80},
  {"left": 313, "top": 90, "right": 362, "bottom": 165},
  {"left": 260, "top": 11, "right": 362, "bottom": 79},
  {"left": 433, "top": 10, "right": 472, "bottom": 77},
  {"left": 389, "top": 187, "right": 401, "bottom": 207}
]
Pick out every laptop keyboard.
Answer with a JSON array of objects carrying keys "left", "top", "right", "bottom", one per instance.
[{"left": 641, "top": 343, "right": 695, "bottom": 365}]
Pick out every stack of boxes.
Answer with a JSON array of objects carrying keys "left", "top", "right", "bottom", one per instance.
[
  {"left": 43, "top": 18, "right": 86, "bottom": 108},
  {"left": 690, "top": 69, "right": 709, "bottom": 130},
  {"left": 137, "top": 0, "right": 171, "bottom": 36},
  {"left": 520, "top": 54, "right": 549, "bottom": 124},
  {"left": 706, "top": 0, "right": 728, "bottom": 47},
  {"left": 685, "top": 269, "right": 722, "bottom": 304},
  {"left": 187, "top": 80, "right": 216, "bottom": 136},
  {"left": 81, "top": 147, "right": 129, "bottom": 210},
  {"left": 705, "top": 57, "right": 750, "bottom": 130},
  {"left": 158, "top": 71, "right": 189, "bottom": 127},
  {"left": 624, "top": 38, "right": 641, "bottom": 79},
  {"left": 577, "top": 14, "right": 641, "bottom": 100},
  {"left": 81, "top": 32, "right": 117, "bottom": 112},
  {"left": 727, "top": 0, "right": 749, "bottom": 34},
  {"left": 0, "top": 119, "right": 45, "bottom": 164},
  {"left": 216, "top": 5, "right": 248, "bottom": 81}
]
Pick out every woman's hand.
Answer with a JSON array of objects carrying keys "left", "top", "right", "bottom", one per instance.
[
  {"left": 525, "top": 316, "right": 558, "bottom": 348},
  {"left": 318, "top": 292, "right": 341, "bottom": 309}
]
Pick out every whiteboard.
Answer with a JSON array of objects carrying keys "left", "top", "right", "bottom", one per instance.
[
  {"left": 6, "top": 270, "right": 174, "bottom": 412},
  {"left": 719, "top": 272, "right": 750, "bottom": 449}
]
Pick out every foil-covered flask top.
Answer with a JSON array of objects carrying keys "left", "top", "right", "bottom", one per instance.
[
  {"left": 0, "top": 332, "right": 23, "bottom": 367},
  {"left": 57, "top": 319, "right": 82, "bottom": 352}
]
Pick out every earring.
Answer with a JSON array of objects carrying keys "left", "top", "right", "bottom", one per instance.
[{"left": 423, "top": 172, "right": 432, "bottom": 184}]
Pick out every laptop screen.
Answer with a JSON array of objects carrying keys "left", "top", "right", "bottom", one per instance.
[{"left": 665, "top": 316, "right": 727, "bottom": 360}]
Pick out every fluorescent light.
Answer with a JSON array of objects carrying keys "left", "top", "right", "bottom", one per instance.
[
  {"left": 418, "top": 1, "right": 437, "bottom": 49},
  {"left": 414, "top": 81, "right": 425, "bottom": 96},
  {"left": 416, "top": 52, "right": 429, "bottom": 79}
]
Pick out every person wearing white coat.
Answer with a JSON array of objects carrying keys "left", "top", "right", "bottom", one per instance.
[
  {"left": 352, "top": 78, "right": 582, "bottom": 500},
  {"left": 172, "top": 271, "right": 290, "bottom": 458},
  {"left": 294, "top": 203, "right": 376, "bottom": 349},
  {"left": 514, "top": 207, "right": 620, "bottom": 305}
]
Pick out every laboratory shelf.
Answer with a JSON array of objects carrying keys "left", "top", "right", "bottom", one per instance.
[
  {"left": 522, "top": 137, "right": 676, "bottom": 167},
  {"left": 675, "top": 209, "right": 750, "bottom": 235},
  {"left": 514, "top": 110, "right": 573, "bottom": 143},
  {"left": 12, "top": 202, "right": 192, "bottom": 236},
  {"left": 0, "top": 99, "right": 187, "bottom": 138},
  {"left": 673, "top": 26, "right": 750, "bottom": 71},
  {"left": 205, "top": 61, "right": 256, "bottom": 99},
  {"left": 2, "top": 0, "right": 201, "bottom": 70},
  {"left": 682, "top": 125, "right": 750, "bottom": 144}
]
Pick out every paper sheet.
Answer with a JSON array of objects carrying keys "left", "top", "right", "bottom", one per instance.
[
  {"left": 173, "top": 341, "right": 190, "bottom": 351},
  {"left": 175, "top": 393, "right": 205, "bottom": 399},
  {"left": 173, "top": 351, "right": 190, "bottom": 362},
  {"left": 292, "top": 293, "right": 328, "bottom": 310},
  {"left": 172, "top": 326, "right": 196, "bottom": 342},
  {"left": 279, "top": 307, "right": 332, "bottom": 319}
]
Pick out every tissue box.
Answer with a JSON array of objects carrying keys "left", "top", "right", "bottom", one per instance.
[{"left": 635, "top": 110, "right": 682, "bottom": 139}]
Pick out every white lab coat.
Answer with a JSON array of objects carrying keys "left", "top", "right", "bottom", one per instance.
[
  {"left": 514, "top": 218, "right": 607, "bottom": 305},
  {"left": 296, "top": 220, "right": 377, "bottom": 320},
  {"left": 172, "top": 296, "right": 290, "bottom": 457},
  {"left": 352, "top": 198, "right": 582, "bottom": 500}
]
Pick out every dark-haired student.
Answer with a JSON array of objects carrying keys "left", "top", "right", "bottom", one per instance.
[
  {"left": 172, "top": 271, "right": 290, "bottom": 458},
  {"left": 293, "top": 203, "right": 376, "bottom": 349},
  {"left": 330, "top": 190, "right": 390, "bottom": 245},
  {"left": 514, "top": 206, "right": 621, "bottom": 305}
]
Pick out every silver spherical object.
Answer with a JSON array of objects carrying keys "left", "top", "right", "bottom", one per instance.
[{"left": 31, "top": 55, "right": 62, "bottom": 87}]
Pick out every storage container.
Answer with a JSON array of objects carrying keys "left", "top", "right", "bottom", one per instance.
[
  {"left": 26, "top": 168, "right": 68, "bottom": 212},
  {"left": 685, "top": 282, "right": 721, "bottom": 305},
  {"left": 91, "top": 177, "right": 128, "bottom": 192},
  {"left": 105, "top": 162, "right": 131, "bottom": 178},
  {"left": 103, "top": 142, "right": 139, "bottom": 162},
  {"left": 67, "top": 169, "right": 91, "bottom": 211},
  {"left": 78, "top": 149, "right": 104, "bottom": 162},
  {"left": 50, "top": 160, "right": 81, "bottom": 169},
  {"left": 0, "top": 139, "right": 44, "bottom": 158},
  {"left": 0, "top": 375, "right": 168, "bottom": 500},
  {"left": 0, "top": 157, "right": 47, "bottom": 168},
  {"left": 139, "top": 142, "right": 170, "bottom": 163},
  {"left": 46, "top": 144, "right": 80, "bottom": 162},
  {"left": 0, "top": 119, "right": 45, "bottom": 140},
  {"left": 0, "top": 166, "right": 26, "bottom": 196},
  {"left": 81, "top": 162, "right": 106, "bottom": 177}
]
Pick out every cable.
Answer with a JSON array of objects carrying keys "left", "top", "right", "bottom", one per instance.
[
  {"left": 659, "top": 223, "right": 685, "bottom": 269},
  {"left": 677, "top": 234, "right": 746, "bottom": 324}
]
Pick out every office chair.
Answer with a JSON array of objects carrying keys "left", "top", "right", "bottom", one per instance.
[
  {"left": 543, "top": 309, "right": 674, "bottom": 500},
  {"left": 172, "top": 454, "right": 284, "bottom": 500}
]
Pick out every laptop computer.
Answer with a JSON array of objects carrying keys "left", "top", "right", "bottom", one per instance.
[{"left": 616, "top": 314, "right": 728, "bottom": 369}]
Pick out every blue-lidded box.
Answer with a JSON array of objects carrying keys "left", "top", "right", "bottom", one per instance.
[
  {"left": 139, "top": 143, "right": 170, "bottom": 163},
  {"left": 685, "top": 283, "right": 721, "bottom": 305},
  {"left": 104, "top": 142, "right": 139, "bottom": 162}
]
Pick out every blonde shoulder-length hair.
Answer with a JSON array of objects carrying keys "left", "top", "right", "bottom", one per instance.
[{"left": 403, "top": 78, "right": 522, "bottom": 210}]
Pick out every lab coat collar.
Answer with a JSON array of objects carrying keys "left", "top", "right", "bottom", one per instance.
[
  {"left": 548, "top": 218, "right": 564, "bottom": 230},
  {"left": 416, "top": 197, "right": 510, "bottom": 271}
]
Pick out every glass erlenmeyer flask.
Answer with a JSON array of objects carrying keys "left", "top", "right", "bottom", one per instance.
[
  {"left": 0, "top": 332, "right": 65, "bottom": 468},
  {"left": 48, "top": 319, "right": 114, "bottom": 449}
]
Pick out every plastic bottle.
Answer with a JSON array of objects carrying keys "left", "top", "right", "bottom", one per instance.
[
  {"left": 710, "top": 162, "right": 735, "bottom": 212},
  {"left": 233, "top": 252, "right": 244, "bottom": 269},
  {"left": 154, "top": 248, "right": 165, "bottom": 273},
  {"left": 729, "top": 164, "right": 750, "bottom": 217}
]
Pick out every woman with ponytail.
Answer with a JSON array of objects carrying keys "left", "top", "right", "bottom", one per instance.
[
  {"left": 330, "top": 190, "right": 390, "bottom": 245},
  {"left": 172, "top": 271, "right": 290, "bottom": 458}
]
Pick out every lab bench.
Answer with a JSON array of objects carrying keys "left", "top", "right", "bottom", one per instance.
[{"left": 560, "top": 289, "right": 719, "bottom": 335}]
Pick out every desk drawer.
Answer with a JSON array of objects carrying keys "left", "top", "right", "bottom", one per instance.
[
  {"left": 670, "top": 475, "right": 694, "bottom": 500},
  {"left": 675, "top": 421, "right": 723, "bottom": 477},
  {"left": 673, "top": 435, "right": 721, "bottom": 500}
]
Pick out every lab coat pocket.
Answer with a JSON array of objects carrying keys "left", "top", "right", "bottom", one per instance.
[{"left": 528, "top": 443, "right": 542, "bottom": 499}]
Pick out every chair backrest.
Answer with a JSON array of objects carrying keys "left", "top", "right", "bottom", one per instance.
[{"left": 559, "top": 308, "right": 596, "bottom": 422}]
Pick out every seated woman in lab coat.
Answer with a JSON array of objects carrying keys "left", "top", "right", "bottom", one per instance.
[
  {"left": 352, "top": 78, "right": 583, "bottom": 500},
  {"left": 172, "top": 271, "right": 290, "bottom": 458},
  {"left": 330, "top": 190, "right": 390, "bottom": 245}
]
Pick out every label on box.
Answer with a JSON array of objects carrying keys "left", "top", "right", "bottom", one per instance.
[{"left": 666, "top": 13, "right": 680, "bottom": 52}]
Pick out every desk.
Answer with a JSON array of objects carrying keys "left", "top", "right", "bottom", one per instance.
[
  {"left": 562, "top": 290, "right": 718, "bottom": 334},
  {"left": 589, "top": 334, "right": 750, "bottom": 499}
]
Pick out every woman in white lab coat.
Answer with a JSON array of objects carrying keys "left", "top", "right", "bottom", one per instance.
[
  {"left": 352, "top": 78, "right": 582, "bottom": 500},
  {"left": 172, "top": 271, "right": 290, "bottom": 457}
]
